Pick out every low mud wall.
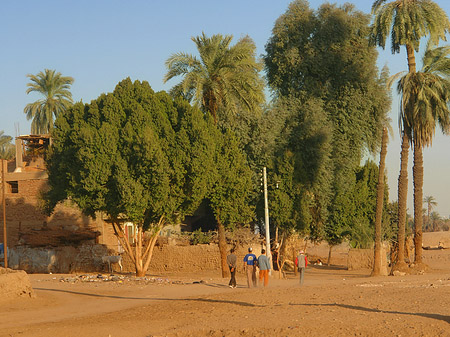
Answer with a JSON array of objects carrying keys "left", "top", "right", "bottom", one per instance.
[
  {"left": 6, "top": 242, "right": 394, "bottom": 275},
  {"left": 423, "top": 231, "right": 450, "bottom": 249},
  {"left": 123, "top": 244, "right": 262, "bottom": 274},
  {"left": 7, "top": 244, "right": 108, "bottom": 273},
  {"left": 6, "top": 243, "right": 262, "bottom": 275},
  {"left": 347, "top": 245, "right": 389, "bottom": 275}
]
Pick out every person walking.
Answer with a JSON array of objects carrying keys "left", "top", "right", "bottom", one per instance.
[
  {"left": 295, "top": 250, "right": 308, "bottom": 285},
  {"left": 227, "top": 248, "right": 237, "bottom": 288},
  {"left": 257, "top": 249, "right": 271, "bottom": 287},
  {"left": 243, "top": 247, "right": 257, "bottom": 288}
]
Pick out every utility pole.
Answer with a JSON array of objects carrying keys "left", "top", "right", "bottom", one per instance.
[
  {"left": 263, "top": 167, "right": 272, "bottom": 275},
  {"left": 2, "top": 159, "right": 7, "bottom": 268}
]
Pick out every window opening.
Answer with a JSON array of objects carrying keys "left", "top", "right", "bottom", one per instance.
[{"left": 7, "top": 181, "right": 18, "bottom": 193}]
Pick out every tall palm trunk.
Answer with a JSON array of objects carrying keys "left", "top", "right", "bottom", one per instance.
[
  {"left": 205, "top": 90, "right": 218, "bottom": 124},
  {"left": 413, "top": 141, "right": 424, "bottom": 264},
  {"left": 372, "top": 127, "right": 388, "bottom": 276},
  {"left": 406, "top": 44, "right": 417, "bottom": 73},
  {"left": 395, "top": 44, "right": 416, "bottom": 269},
  {"left": 396, "top": 132, "right": 409, "bottom": 267},
  {"left": 217, "top": 218, "right": 229, "bottom": 278},
  {"left": 406, "top": 43, "right": 425, "bottom": 265}
]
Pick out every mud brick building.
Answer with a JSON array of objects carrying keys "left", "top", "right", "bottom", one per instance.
[{"left": 0, "top": 135, "right": 120, "bottom": 272}]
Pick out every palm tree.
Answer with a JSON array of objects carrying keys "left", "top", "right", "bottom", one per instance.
[
  {"left": 396, "top": 43, "right": 450, "bottom": 263},
  {"left": 164, "top": 32, "right": 265, "bottom": 125},
  {"left": 372, "top": 67, "right": 393, "bottom": 276},
  {"left": 423, "top": 195, "right": 437, "bottom": 229},
  {"left": 0, "top": 131, "right": 15, "bottom": 160},
  {"left": 372, "top": 126, "right": 389, "bottom": 276},
  {"left": 371, "top": 0, "right": 450, "bottom": 269},
  {"left": 165, "top": 33, "right": 265, "bottom": 278},
  {"left": 24, "top": 69, "right": 74, "bottom": 134}
]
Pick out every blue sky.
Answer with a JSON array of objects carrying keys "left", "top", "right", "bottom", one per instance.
[{"left": 1, "top": 0, "right": 450, "bottom": 218}]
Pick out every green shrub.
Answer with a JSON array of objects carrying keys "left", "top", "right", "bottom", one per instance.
[{"left": 190, "top": 228, "right": 213, "bottom": 245}]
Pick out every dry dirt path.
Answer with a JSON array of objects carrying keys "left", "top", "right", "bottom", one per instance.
[{"left": 1, "top": 261, "right": 450, "bottom": 337}]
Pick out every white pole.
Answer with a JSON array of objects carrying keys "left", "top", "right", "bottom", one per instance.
[
  {"left": 2, "top": 159, "right": 7, "bottom": 268},
  {"left": 263, "top": 167, "right": 272, "bottom": 275}
]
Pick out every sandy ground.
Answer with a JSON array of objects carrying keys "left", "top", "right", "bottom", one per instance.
[{"left": 0, "top": 245, "right": 449, "bottom": 337}]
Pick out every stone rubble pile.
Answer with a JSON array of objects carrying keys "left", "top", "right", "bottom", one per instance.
[{"left": 59, "top": 274, "right": 186, "bottom": 285}]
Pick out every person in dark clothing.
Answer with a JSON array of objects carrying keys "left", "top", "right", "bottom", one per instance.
[{"left": 227, "top": 248, "right": 237, "bottom": 288}]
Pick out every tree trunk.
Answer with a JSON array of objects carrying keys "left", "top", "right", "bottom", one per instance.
[
  {"left": 275, "top": 226, "right": 279, "bottom": 246},
  {"left": 327, "top": 245, "right": 333, "bottom": 266},
  {"left": 277, "top": 233, "right": 287, "bottom": 279},
  {"left": 396, "top": 132, "right": 409, "bottom": 268},
  {"left": 293, "top": 247, "right": 297, "bottom": 276},
  {"left": 372, "top": 127, "right": 388, "bottom": 276},
  {"left": 111, "top": 217, "right": 164, "bottom": 278},
  {"left": 217, "top": 218, "right": 229, "bottom": 278},
  {"left": 413, "top": 141, "right": 424, "bottom": 264}
]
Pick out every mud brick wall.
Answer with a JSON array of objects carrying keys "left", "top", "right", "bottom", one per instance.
[
  {"left": 17, "top": 179, "right": 46, "bottom": 197},
  {"left": 0, "top": 179, "right": 118, "bottom": 250},
  {"left": 121, "top": 244, "right": 262, "bottom": 274},
  {"left": 149, "top": 244, "right": 221, "bottom": 273},
  {"left": 2, "top": 180, "right": 47, "bottom": 223}
]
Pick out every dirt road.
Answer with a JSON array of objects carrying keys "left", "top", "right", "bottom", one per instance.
[{"left": 1, "top": 249, "right": 450, "bottom": 337}]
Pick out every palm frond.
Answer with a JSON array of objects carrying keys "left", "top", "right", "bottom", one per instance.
[{"left": 371, "top": 0, "right": 450, "bottom": 53}]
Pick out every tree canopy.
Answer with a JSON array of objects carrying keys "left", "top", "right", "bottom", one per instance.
[
  {"left": 44, "top": 78, "right": 216, "bottom": 227},
  {"left": 264, "top": 1, "right": 391, "bottom": 246}
]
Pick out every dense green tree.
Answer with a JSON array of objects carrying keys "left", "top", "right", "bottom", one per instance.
[
  {"left": 247, "top": 95, "right": 332, "bottom": 261},
  {"left": 344, "top": 161, "right": 381, "bottom": 249},
  {"left": 395, "top": 43, "right": 450, "bottom": 263},
  {"left": 371, "top": 0, "right": 450, "bottom": 268},
  {"left": 164, "top": 32, "right": 265, "bottom": 124},
  {"left": 208, "top": 130, "right": 255, "bottom": 276},
  {"left": 44, "top": 78, "right": 216, "bottom": 276},
  {"left": 265, "top": 1, "right": 390, "bottom": 258},
  {"left": 273, "top": 97, "right": 332, "bottom": 240},
  {"left": 328, "top": 160, "right": 394, "bottom": 265},
  {"left": 0, "top": 131, "right": 15, "bottom": 160},
  {"left": 24, "top": 69, "right": 74, "bottom": 134}
]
